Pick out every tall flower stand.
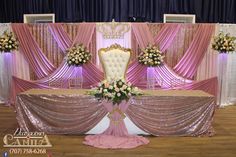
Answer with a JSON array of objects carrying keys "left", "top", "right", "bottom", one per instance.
[
  {"left": 146, "top": 67, "right": 155, "bottom": 89},
  {"left": 83, "top": 100, "right": 149, "bottom": 149},
  {"left": 217, "top": 53, "right": 228, "bottom": 106},
  {"left": 0, "top": 52, "right": 13, "bottom": 104}
]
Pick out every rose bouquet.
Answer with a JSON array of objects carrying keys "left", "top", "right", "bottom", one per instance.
[
  {"left": 0, "top": 31, "right": 19, "bottom": 52},
  {"left": 66, "top": 44, "right": 91, "bottom": 66},
  {"left": 91, "top": 79, "right": 142, "bottom": 104},
  {"left": 212, "top": 32, "right": 236, "bottom": 52},
  {"left": 138, "top": 44, "right": 164, "bottom": 66}
]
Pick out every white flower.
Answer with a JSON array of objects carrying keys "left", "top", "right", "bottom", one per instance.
[
  {"left": 134, "top": 87, "right": 138, "bottom": 90},
  {"left": 128, "top": 82, "right": 132, "bottom": 86},
  {"left": 122, "top": 84, "right": 127, "bottom": 89},
  {"left": 117, "top": 93, "right": 121, "bottom": 97},
  {"left": 108, "top": 93, "right": 113, "bottom": 98},
  {"left": 103, "top": 89, "right": 108, "bottom": 92}
]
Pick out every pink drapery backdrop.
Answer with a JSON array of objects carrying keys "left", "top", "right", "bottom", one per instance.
[
  {"left": 10, "top": 23, "right": 217, "bottom": 104},
  {"left": 11, "top": 23, "right": 104, "bottom": 103},
  {"left": 173, "top": 24, "right": 215, "bottom": 79},
  {"left": 130, "top": 23, "right": 217, "bottom": 97},
  {"left": 12, "top": 24, "right": 55, "bottom": 79},
  {"left": 154, "top": 23, "right": 181, "bottom": 52},
  {"left": 48, "top": 24, "right": 73, "bottom": 52},
  {"left": 48, "top": 23, "right": 104, "bottom": 87}
]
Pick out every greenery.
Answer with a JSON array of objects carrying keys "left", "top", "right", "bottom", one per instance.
[
  {"left": 212, "top": 32, "right": 236, "bottom": 52},
  {"left": 0, "top": 31, "right": 19, "bottom": 52},
  {"left": 90, "top": 79, "right": 142, "bottom": 105},
  {"left": 66, "top": 44, "right": 91, "bottom": 66}
]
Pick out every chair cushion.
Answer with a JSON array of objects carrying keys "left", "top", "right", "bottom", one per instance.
[{"left": 99, "top": 45, "right": 131, "bottom": 80}]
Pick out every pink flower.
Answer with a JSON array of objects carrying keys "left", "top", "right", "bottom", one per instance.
[
  {"left": 115, "top": 88, "right": 120, "bottom": 92},
  {"left": 104, "top": 82, "right": 109, "bottom": 88}
]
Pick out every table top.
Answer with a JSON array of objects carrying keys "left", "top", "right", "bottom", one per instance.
[{"left": 20, "top": 89, "right": 214, "bottom": 97}]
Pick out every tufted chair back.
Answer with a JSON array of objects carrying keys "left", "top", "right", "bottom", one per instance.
[{"left": 99, "top": 44, "right": 131, "bottom": 81}]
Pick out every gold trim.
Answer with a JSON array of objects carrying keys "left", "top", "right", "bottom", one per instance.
[
  {"left": 96, "top": 22, "right": 130, "bottom": 39},
  {"left": 99, "top": 43, "right": 131, "bottom": 53},
  {"left": 98, "top": 44, "right": 132, "bottom": 80},
  {"left": 107, "top": 107, "right": 126, "bottom": 125}
]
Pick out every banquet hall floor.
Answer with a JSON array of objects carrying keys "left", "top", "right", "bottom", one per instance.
[{"left": 0, "top": 105, "right": 236, "bottom": 157}]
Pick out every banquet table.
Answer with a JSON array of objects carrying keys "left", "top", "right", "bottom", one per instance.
[{"left": 15, "top": 89, "right": 216, "bottom": 136}]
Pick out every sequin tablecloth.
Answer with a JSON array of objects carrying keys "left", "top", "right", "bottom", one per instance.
[{"left": 15, "top": 89, "right": 216, "bottom": 136}]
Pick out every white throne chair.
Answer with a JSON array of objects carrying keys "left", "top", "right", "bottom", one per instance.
[
  {"left": 98, "top": 44, "right": 131, "bottom": 81},
  {"left": 86, "top": 44, "right": 148, "bottom": 135}
]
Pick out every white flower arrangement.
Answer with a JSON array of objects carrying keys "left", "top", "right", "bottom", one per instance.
[
  {"left": 212, "top": 32, "right": 236, "bottom": 52},
  {"left": 66, "top": 44, "right": 91, "bottom": 66},
  {"left": 91, "top": 79, "right": 142, "bottom": 105},
  {"left": 0, "top": 31, "right": 19, "bottom": 52},
  {"left": 138, "top": 44, "right": 164, "bottom": 67}
]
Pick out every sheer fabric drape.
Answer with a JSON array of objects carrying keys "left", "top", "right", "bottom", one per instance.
[{"left": 0, "top": 24, "right": 30, "bottom": 104}]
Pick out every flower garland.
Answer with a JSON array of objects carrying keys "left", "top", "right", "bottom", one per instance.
[
  {"left": 212, "top": 32, "right": 236, "bottom": 52},
  {"left": 0, "top": 31, "right": 19, "bottom": 52},
  {"left": 138, "top": 44, "right": 164, "bottom": 66},
  {"left": 66, "top": 44, "right": 91, "bottom": 66},
  {"left": 90, "top": 79, "right": 142, "bottom": 105}
]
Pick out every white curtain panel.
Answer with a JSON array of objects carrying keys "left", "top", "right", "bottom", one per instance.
[
  {"left": 0, "top": 23, "right": 11, "bottom": 103},
  {"left": 0, "top": 24, "right": 30, "bottom": 104},
  {"left": 218, "top": 24, "right": 236, "bottom": 106},
  {"left": 227, "top": 53, "right": 236, "bottom": 105},
  {"left": 0, "top": 53, "right": 14, "bottom": 103}
]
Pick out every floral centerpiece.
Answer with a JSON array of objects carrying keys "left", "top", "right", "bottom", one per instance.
[
  {"left": 91, "top": 79, "right": 142, "bottom": 105},
  {"left": 138, "top": 44, "right": 164, "bottom": 67},
  {"left": 66, "top": 44, "right": 91, "bottom": 66},
  {"left": 212, "top": 32, "right": 236, "bottom": 52},
  {"left": 0, "top": 31, "right": 19, "bottom": 52}
]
